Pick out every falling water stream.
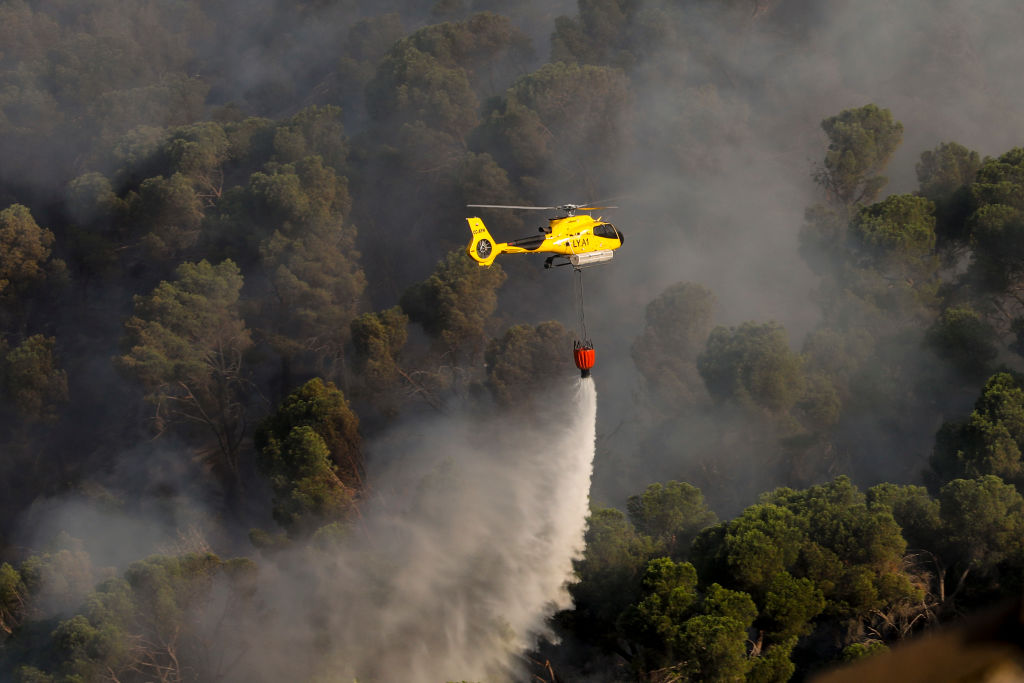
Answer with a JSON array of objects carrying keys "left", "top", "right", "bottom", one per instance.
[{"left": 264, "top": 378, "right": 599, "bottom": 682}]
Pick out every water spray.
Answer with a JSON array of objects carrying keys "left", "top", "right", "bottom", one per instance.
[{"left": 257, "top": 376, "right": 602, "bottom": 683}]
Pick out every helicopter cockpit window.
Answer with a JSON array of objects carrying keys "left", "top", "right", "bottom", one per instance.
[{"left": 594, "top": 223, "right": 617, "bottom": 239}]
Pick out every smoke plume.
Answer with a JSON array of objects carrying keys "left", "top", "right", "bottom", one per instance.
[{"left": 234, "top": 377, "right": 598, "bottom": 681}]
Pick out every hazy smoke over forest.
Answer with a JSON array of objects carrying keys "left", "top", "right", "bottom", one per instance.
[
  {"left": 205, "top": 380, "right": 595, "bottom": 681},
  {"left": 593, "top": 0, "right": 1024, "bottom": 331},
  {"left": 571, "top": 0, "right": 1024, "bottom": 506},
  {"left": 302, "top": 379, "right": 596, "bottom": 681},
  {"left": 5, "top": 0, "right": 1024, "bottom": 680},
  {"left": 12, "top": 379, "right": 597, "bottom": 680}
]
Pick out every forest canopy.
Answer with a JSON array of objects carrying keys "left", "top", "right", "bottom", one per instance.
[{"left": 3, "top": 0, "right": 1024, "bottom": 681}]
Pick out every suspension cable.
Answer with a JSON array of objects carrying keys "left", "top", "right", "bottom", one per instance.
[{"left": 574, "top": 267, "right": 589, "bottom": 344}]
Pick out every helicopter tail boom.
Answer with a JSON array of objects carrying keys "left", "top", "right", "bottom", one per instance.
[{"left": 466, "top": 217, "right": 504, "bottom": 267}]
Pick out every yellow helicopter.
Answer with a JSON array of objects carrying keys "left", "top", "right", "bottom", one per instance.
[{"left": 465, "top": 203, "right": 624, "bottom": 269}]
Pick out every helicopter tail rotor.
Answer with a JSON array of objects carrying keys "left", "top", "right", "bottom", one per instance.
[{"left": 465, "top": 217, "right": 504, "bottom": 267}]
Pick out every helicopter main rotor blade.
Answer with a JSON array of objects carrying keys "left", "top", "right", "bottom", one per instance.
[
  {"left": 467, "top": 204, "right": 558, "bottom": 210},
  {"left": 575, "top": 206, "right": 618, "bottom": 211}
]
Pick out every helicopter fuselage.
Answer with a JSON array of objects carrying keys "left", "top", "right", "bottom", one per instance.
[{"left": 466, "top": 214, "right": 624, "bottom": 268}]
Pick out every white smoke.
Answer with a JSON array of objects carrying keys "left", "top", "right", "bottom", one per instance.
[{"left": 241, "top": 377, "right": 598, "bottom": 682}]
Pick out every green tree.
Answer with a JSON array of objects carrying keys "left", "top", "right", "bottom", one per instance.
[
  {"left": 930, "top": 372, "right": 1024, "bottom": 485},
  {"left": 792, "top": 371, "right": 842, "bottom": 434},
  {"left": 67, "top": 171, "right": 127, "bottom": 226},
  {"left": 1, "top": 335, "right": 68, "bottom": 424},
  {"left": 476, "top": 61, "right": 630, "bottom": 193},
  {"left": 47, "top": 614, "right": 119, "bottom": 682},
  {"left": 801, "top": 105, "right": 904, "bottom": 275},
  {"left": 254, "top": 378, "right": 363, "bottom": 534},
  {"left": 767, "top": 477, "right": 907, "bottom": 573},
  {"left": 841, "top": 640, "right": 889, "bottom": 662},
  {"left": 694, "top": 477, "right": 920, "bottom": 633},
  {"left": 969, "top": 147, "right": 1024, "bottom": 210},
  {"left": 631, "top": 282, "right": 715, "bottom": 410},
  {"left": 714, "top": 503, "right": 807, "bottom": 591},
  {"left": 676, "top": 612, "right": 753, "bottom": 682},
  {"left": 574, "top": 478, "right": 934, "bottom": 677},
  {"left": 366, "top": 41, "right": 479, "bottom": 141},
  {"left": 0, "top": 562, "right": 26, "bottom": 638},
  {"left": 965, "top": 202, "right": 1024, "bottom": 296},
  {"left": 635, "top": 557, "right": 700, "bottom": 631},
  {"left": 400, "top": 250, "right": 507, "bottom": 363},
  {"left": 0, "top": 204, "right": 57, "bottom": 301},
  {"left": 626, "top": 481, "right": 717, "bottom": 558},
  {"left": 354, "top": 15, "right": 532, "bottom": 289},
  {"left": 551, "top": 0, "right": 641, "bottom": 68},
  {"left": 747, "top": 636, "right": 797, "bottom": 683},
  {"left": 618, "top": 557, "right": 700, "bottom": 671},
  {"left": 398, "top": 13, "right": 532, "bottom": 98},
  {"left": 129, "top": 173, "right": 205, "bottom": 260},
  {"left": 248, "top": 157, "right": 366, "bottom": 384},
  {"left": 271, "top": 106, "right": 348, "bottom": 173},
  {"left": 964, "top": 148, "right": 1024, "bottom": 303},
  {"left": 333, "top": 14, "right": 407, "bottom": 121},
  {"left": 453, "top": 151, "right": 519, "bottom": 211},
  {"left": 484, "top": 321, "right": 574, "bottom": 408},
  {"left": 938, "top": 475, "right": 1024, "bottom": 577},
  {"left": 566, "top": 507, "right": 654, "bottom": 653},
  {"left": 703, "top": 582, "right": 758, "bottom": 625},
  {"left": 12, "top": 665, "right": 54, "bottom": 682},
  {"left": 65, "top": 172, "right": 129, "bottom": 284},
  {"left": 111, "top": 125, "right": 168, "bottom": 184},
  {"left": 161, "top": 121, "right": 232, "bottom": 201},
  {"left": 35, "top": 553, "right": 258, "bottom": 682},
  {"left": 866, "top": 483, "right": 942, "bottom": 553},
  {"left": 697, "top": 321, "right": 804, "bottom": 414},
  {"left": 814, "top": 104, "right": 904, "bottom": 208},
  {"left": 761, "top": 571, "right": 825, "bottom": 639},
  {"left": 256, "top": 425, "right": 354, "bottom": 535},
  {"left": 118, "top": 259, "right": 253, "bottom": 494},
  {"left": 351, "top": 306, "right": 410, "bottom": 413},
  {"left": 829, "top": 193, "right": 941, "bottom": 325},
  {"left": 807, "top": 193, "right": 940, "bottom": 335},
  {"left": 925, "top": 306, "right": 998, "bottom": 381},
  {"left": 916, "top": 141, "right": 980, "bottom": 250},
  {"left": 848, "top": 194, "right": 937, "bottom": 281},
  {"left": 618, "top": 560, "right": 758, "bottom": 679},
  {"left": 0, "top": 1, "right": 205, "bottom": 188},
  {"left": 917, "top": 142, "right": 982, "bottom": 203},
  {"left": 19, "top": 540, "right": 97, "bottom": 619},
  {"left": 773, "top": 482, "right": 918, "bottom": 622}
]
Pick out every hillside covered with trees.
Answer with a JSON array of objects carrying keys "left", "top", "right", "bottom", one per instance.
[{"left": 3, "top": 0, "right": 1024, "bottom": 680}]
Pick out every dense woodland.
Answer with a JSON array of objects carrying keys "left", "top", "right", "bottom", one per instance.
[{"left": 2, "top": 0, "right": 1024, "bottom": 681}]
